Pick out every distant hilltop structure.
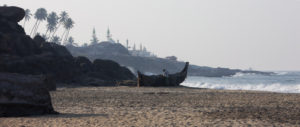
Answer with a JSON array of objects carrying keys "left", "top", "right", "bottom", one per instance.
[
  {"left": 106, "top": 28, "right": 117, "bottom": 43},
  {"left": 104, "top": 28, "right": 156, "bottom": 57},
  {"left": 125, "top": 40, "right": 156, "bottom": 58},
  {"left": 166, "top": 56, "right": 177, "bottom": 61},
  {"left": 130, "top": 43, "right": 156, "bottom": 57},
  {"left": 83, "top": 27, "right": 157, "bottom": 58}
]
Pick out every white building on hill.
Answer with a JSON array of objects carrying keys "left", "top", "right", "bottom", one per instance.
[
  {"left": 104, "top": 28, "right": 156, "bottom": 57},
  {"left": 130, "top": 43, "right": 156, "bottom": 57}
]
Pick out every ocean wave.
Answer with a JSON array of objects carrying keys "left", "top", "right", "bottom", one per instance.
[
  {"left": 126, "top": 66, "right": 136, "bottom": 74},
  {"left": 231, "top": 72, "right": 256, "bottom": 77},
  {"left": 181, "top": 82, "right": 300, "bottom": 93},
  {"left": 274, "top": 71, "right": 289, "bottom": 75},
  {"left": 144, "top": 72, "right": 157, "bottom": 75}
]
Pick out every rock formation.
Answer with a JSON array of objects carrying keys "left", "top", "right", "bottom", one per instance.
[
  {"left": 0, "top": 6, "right": 136, "bottom": 116},
  {"left": 0, "top": 72, "right": 57, "bottom": 117},
  {"left": 0, "top": 6, "right": 136, "bottom": 85},
  {"left": 0, "top": 6, "right": 58, "bottom": 117},
  {"left": 0, "top": 6, "right": 25, "bottom": 22}
]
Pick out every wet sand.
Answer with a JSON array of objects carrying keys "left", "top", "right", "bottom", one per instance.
[{"left": 1, "top": 86, "right": 300, "bottom": 126}]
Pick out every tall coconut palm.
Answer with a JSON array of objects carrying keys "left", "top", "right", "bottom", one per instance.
[
  {"left": 51, "top": 36, "right": 61, "bottom": 45},
  {"left": 51, "top": 11, "right": 68, "bottom": 38},
  {"left": 23, "top": 9, "right": 32, "bottom": 29},
  {"left": 45, "top": 12, "right": 58, "bottom": 39},
  {"left": 62, "top": 18, "right": 74, "bottom": 44},
  {"left": 30, "top": 8, "right": 47, "bottom": 36},
  {"left": 59, "top": 11, "right": 69, "bottom": 25}
]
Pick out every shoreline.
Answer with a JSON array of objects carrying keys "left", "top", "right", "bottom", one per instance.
[{"left": 1, "top": 86, "right": 300, "bottom": 126}]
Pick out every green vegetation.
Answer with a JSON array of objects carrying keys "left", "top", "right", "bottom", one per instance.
[
  {"left": 23, "top": 8, "right": 74, "bottom": 45},
  {"left": 23, "top": 9, "right": 31, "bottom": 28},
  {"left": 30, "top": 8, "right": 47, "bottom": 36}
]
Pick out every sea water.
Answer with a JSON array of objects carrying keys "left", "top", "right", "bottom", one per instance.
[{"left": 181, "top": 71, "right": 300, "bottom": 93}]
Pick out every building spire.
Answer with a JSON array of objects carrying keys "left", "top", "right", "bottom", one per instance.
[
  {"left": 126, "top": 39, "right": 129, "bottom": 49},
  {"left": 107, "top": 27, "right": 111, "bottom": 41},
  {"left": 140, "top": 43, "right": 143, "bottom": 51},
  {"left": 133, "top": 43, "right": 136, "bottom": 51}
]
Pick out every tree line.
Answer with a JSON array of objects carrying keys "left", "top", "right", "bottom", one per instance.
[{"left": 23, "top": 8, "right": 76, "bottom": 46}]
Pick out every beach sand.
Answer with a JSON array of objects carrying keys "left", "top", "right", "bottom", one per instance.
[{"left": 1, "top": 86, "right": 300, "bottom": 126}]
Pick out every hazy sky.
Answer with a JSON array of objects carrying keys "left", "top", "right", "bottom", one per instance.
[{"left": 2, "top": 0, "right": 300, "bottom": 71}]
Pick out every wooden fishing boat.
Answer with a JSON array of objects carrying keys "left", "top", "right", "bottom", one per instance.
[{"left": 137, "top": 62, "right": 189, "bottom": 87}]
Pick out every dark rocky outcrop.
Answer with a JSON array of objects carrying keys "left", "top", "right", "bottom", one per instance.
[
  {"left": 92, "top": 59, "right": 135, "bottom": 80},
  {"left": 0, "top": 6, "right": 57, "bottom": 117},
  {"left": 0, "top": 6, "right": 25, "bottom": 22},
  {"left": 74, "top": 56, "right": 93, "bottom": 73},
  {"left": 0, "top": 6, "right": 136, "bottom": 86},
  {"left": 0, "top": 72, "right": 57, "bottom": 117},
  {"left": 73, "top": 57, "right": 136, "bottom": 86},
  {"left": 0, "top": 5, "right": 136, "bottom": 117}
]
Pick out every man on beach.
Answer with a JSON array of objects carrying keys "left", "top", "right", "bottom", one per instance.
[{"left": 163, "top": 69, "right": 169, "bottom": 85}]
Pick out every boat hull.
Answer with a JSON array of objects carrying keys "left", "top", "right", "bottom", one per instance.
[{"left": 137, "top": 62, "right": 189, "bottom": 87}]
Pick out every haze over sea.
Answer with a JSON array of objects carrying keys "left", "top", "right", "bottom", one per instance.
[{"left": 182, "top": 71, "right": 300, "bottom": 93}]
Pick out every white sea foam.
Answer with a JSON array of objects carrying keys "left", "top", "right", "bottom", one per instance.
[
  {"left": 144, "top": 72, "right": 157, "bottom": 75},
  {"left": 126, "top": 66, "right": 136, "bottom": 74},
  {"left": 232, "top": 72, "right": 255, "bottom": 77},
  {"left": 275, "top": 71, "right": 289, "bottom": 75},
  {"left": 181, "top": 82, "right": 300, "bottom": 93}
]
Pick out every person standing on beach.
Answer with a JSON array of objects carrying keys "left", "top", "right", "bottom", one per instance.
[
  {"left": 163, "top": 69, "right": 169, "bottom": 77},
  {"left": 163, "top": 69, "right": 169, "bottom": 85}
]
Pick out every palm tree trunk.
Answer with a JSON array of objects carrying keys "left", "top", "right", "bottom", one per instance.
[
  {"left": 45, "top": 29, "right": 51, "bottom": 41},
  {"left": 33, "top": 21, "right": 41, "bottom": 36},
  {"left": 30, "top": 20, "right": 38, "bottom": 36},
  {"left": 61, "top": 29, "right": 67, "bottom": 44},
  {"left": 32, "top": 21, "right": 38, "bottom": 36},
  {"left": 45, "top": 29, "right": 49, "bottom": 36},
  {"left": 51, "top": 23, "right": 61, "bottom": 38},
  {"left": 23, "top": 20, "right": 26, "bottom": 28},
  {"left": 47, "top": 30, "right": 55, "bottom": 41},
  {"left": 47, "top": 31, "right": 52, "bottom": 40},
  {"left": 63, "top": 30, "right": 70, "bottom": 45}
]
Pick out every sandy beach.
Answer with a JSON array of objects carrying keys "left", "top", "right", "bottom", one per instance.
[{"left": 1, "top": 86, "right": 300, "bottom": 126}]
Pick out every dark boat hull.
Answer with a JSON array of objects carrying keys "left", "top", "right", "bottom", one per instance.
[{"left": 137, "top": 62, "right": 189, "bottom": 87}]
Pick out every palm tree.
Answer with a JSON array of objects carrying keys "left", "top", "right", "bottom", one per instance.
[
  {"left": 23, "top": 9, "right": 32, "bottom": 29},
  {"left": 41, "top": 34, "right": 48, "bottom": 41},
  {"left": 46, "top": 12, "right": 58, "bottom": 39},
  {"left": 30, "top": 8, "right": 47, "bottom": 36},
  {"left": 51, "top": 36, "right": 61, "bottom": 45},
  {"left": 66, "top": 36, "right": 77, "bottom": 46},
  {"left": 51, "top": 11, "right": 68, "bottom": 38},
  {"left": 59, "top": 11, "right": 69, "bottom": 25},
  {"left": 62, "top": 18, "right": 74, "bottom": 44}
]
